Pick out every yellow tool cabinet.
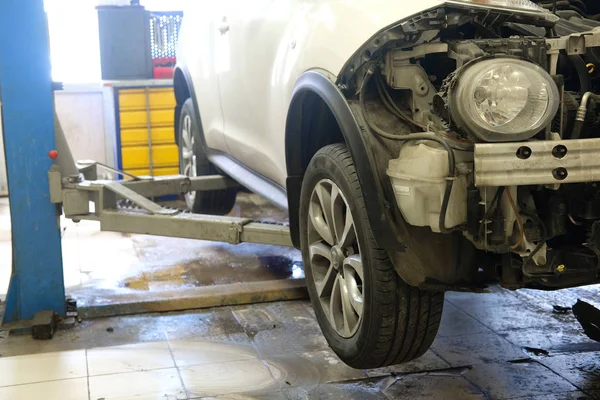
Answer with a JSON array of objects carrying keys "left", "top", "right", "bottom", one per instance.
[{"left": 110, "top": 81, "right": 179, "bottom": 177}]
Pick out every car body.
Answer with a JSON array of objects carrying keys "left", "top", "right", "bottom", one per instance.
[{"left": 174, "top": 0, "right": 600, "bottom": 368}]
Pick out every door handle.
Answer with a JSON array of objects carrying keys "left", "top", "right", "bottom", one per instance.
[
  {"left": 218, "top": 18, "right": 229, "bottom": 35},
  {"left": 219, "top": 24, "right": 230, "bottom": 35}
]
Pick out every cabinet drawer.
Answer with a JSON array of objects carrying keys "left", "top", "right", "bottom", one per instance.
[
  {"left": 119, "top": 109, "right": 174, "bottom": 130},
  {"left": 121, "top": 144, "right": 179, "bottom": 169},
  {"left": 118, "top": 88, "right": 176, "bottom": 111},
  {"left": 120, "top": 127, "right": 175, "bottom": 146},
  {"left": 126, "top": 166, "right": 180, "bottom": 177}
]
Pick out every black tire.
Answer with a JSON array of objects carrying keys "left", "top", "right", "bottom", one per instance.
[
  {"left": 299, "top": 143, "right": 444, "bottom": 369},
  {"left": 178, "top": 98, "right": 237, "bottom": 215}
]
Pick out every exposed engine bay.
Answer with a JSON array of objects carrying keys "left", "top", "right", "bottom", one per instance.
[{"left": 341, "top": 0, "right": 600, "bottom": 290}]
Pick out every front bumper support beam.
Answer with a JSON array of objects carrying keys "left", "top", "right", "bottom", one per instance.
[{"left": 474, "top": 138, "right": 600, "bottom": 187}]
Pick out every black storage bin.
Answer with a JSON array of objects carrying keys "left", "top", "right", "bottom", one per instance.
[{"left": 97, "top": 5, "right": 152, "bottom": 80}]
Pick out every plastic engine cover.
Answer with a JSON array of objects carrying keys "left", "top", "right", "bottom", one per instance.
[{"left": 387, "top": 142, "right": 468, "bottom": 233}]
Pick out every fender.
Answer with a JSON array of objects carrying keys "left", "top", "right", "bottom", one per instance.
[
  {"left": 285, "top": 70, "right": 405, "bottom": 251},
  {"left": 173, "top": 65, "right": 201, "bottom": 147}
]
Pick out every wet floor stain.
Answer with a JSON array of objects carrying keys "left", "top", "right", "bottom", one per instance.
[
  {"left": 121, "top": 254, "right": 303, "bottom": 291},
  {"left": 123, "top": 266, "right": 186, "bottom": 291},
  {"left": 67, "top": 193, "right": 304, "bottom": 308},
  {"left": 122, "top": 194, "right": 302, "bottom": 291}
]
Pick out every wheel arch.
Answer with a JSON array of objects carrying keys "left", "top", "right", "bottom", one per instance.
[
  {"left": 173, "top": 66, "right": 198, "bottom": 146},
  {"left": 285, "top": 70, "right": 404, "bottom": 251}
]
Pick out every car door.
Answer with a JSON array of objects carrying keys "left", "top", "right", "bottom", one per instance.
[
  {"left": 216, "top": 0, "right": 296, "bottom": 187},
  {"left": 178, "top": 2, "right": 228, "bottom": 152}
]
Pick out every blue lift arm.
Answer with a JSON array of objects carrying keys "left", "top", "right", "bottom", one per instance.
[{"left": 0, "top": 0, "right": 66, "bottom": 323}]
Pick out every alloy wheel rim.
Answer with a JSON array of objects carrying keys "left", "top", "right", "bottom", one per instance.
[
  {"left": 181, "top": 114, "right": 197, "bottom": 204},
  {"left": 307, "top": 179, "right": 364, "bottom": 338}
]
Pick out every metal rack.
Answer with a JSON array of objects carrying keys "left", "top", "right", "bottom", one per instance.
[{"left": 149, "top": 12, "right": 182, "bottom": 60}]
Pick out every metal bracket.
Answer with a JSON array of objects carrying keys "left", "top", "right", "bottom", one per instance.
[
  {"left": 567, "top": 34, "right": 587, "bottom": 55},
  {"left": 48, "top": 165, "right": 63, "bottom": 204},
  {"left": 547, "top": 30, "right": 600, "bottom": 55},
  {"left": 180, "top": 178, "right": 191, "bottom": 194},
  {"left": 228, "top": 219, "right": 251, "bottom": 244},
  {"left": 102, "top": 181, "right": 180, "bottom": 215},
  {"left": 63, "top": 189, "right": 90, "bottom": 218},
  {"left": 382, "top": 63, "right": 437, "bottom": 126},
  {"left": 386, "top": 42, "right": 448, "bottom": 63}
]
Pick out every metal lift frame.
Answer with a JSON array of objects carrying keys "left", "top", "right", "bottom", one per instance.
[
  {"left": 48, "top": 117, "right": 293, "bottom": 251},
  {"left": 50, "top": 169, "right": 293, "bottom": 247}
]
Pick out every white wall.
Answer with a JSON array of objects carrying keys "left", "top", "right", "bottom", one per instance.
[{"left": 55, "top": 89, "right": 109, "bottom": 166}]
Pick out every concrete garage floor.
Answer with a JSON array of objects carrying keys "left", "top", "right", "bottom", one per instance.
[
  {"left": 0, "top": 288, "right": 599, "bottom": 398},
  {"left": 1, "top": 195, "right": 600, "bottom": 398}
]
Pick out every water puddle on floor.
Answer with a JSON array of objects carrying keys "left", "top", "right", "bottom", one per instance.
[
  {"left": 66, "top": 193, "right": 305, "bottom": 310},
  {"left": 121, "top": 253, "right": 304, "bottom": 292}
]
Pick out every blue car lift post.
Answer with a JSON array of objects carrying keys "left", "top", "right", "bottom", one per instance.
[{"left": 0, "top": 0, "right": 66, "bottom": 337}]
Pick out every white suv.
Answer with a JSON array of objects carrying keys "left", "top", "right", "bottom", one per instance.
[{"left": 175, "top": 0, "right": 600, "bottom": 368}]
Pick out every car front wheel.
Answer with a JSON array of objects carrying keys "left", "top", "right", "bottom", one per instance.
[{"left": 299, "top": 143, "right": 444, "bottom": 369}]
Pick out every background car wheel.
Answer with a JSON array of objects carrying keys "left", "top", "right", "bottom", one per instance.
[
  {"left": 178, "top": 98, "right": 237, "bottom": 215},
  {"left": 299, "top": 143, "right": 444, "bottom": 369}
]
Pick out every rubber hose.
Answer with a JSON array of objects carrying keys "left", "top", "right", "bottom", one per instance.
[
  {"left": 568, "top": 54, "right": 592, "bottom": 94},
  {"left": 571, "top": 119, "right": 584, "bottom": 139}
]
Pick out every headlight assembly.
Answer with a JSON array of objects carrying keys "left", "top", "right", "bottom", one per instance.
[{"left": 448, "top": 57, "right": 560, "bottom": 142}]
